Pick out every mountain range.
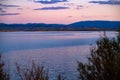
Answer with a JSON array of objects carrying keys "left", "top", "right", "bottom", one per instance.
[{"left": 0, "top": 21, "right": 120, "bottom": 31}]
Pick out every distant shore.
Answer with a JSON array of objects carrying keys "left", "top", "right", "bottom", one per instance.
[
  {"left": 0, "top": 21, "right": 120, "bottom": 32},
  {"left": 0, "top": 29, "right": 117, "bottom": 32}
]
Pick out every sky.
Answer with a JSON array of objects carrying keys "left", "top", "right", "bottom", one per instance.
[{"left": 0, "top": 0, "right": 120, "bottom": 24}]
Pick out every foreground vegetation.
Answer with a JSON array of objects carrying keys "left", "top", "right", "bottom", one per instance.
[
  {"left": 0, "top": 31, "right": 120, "bottom": 80},
  {"left": 0, "top": 55, "right": 9, "bottom": 80},
  {"left": 0, "top": 55, "right": 64, "bottom": 80},
  {"left": 78, "top": 31, "right": 120, "bottom": 80}
]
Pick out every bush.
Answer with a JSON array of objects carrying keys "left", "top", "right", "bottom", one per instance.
[
  {"left": 16, "top": 61, "right": 64, "bottom": 80},
  {"left": 16, "top": 61, "right": 49, "bottom": 80},
  {"left": 0, "top": 54, "right": 63, "bottom": 80},
  {"left": 0, "top": 54, "right": 10, "bottom": 80},
  {"left": 77, "top": 32, "right": 120, "bottom": 80}
]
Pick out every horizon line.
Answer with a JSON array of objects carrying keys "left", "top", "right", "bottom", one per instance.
[{"left": 0, "top": 20, "right": 120, "bottom": 25}]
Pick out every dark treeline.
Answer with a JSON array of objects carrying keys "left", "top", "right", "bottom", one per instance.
[{"left": 0, "top": 21, "right": 120, "bottom": 31}]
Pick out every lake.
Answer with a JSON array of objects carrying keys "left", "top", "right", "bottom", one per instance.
[{"left": 0, "top": 31, "right": 117, "bottom": 80}]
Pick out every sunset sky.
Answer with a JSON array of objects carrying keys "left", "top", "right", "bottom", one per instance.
[{"left": 0, "top": 0, "right": 120, "bottom": 24}]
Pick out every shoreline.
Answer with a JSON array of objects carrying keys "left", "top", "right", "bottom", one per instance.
[{"left": 0, "top": 30, "right": 117, "bottom": 32}]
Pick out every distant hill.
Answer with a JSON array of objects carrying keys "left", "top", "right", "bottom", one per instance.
[
  {"left": 0, "top": 21, "right": 120, "bottom": 31},
  {"left": 68, "top": 21, "right": 120, "bottom": 30},
  {"left": 0, "top": 23, "right": 66, "bottom": 31}
]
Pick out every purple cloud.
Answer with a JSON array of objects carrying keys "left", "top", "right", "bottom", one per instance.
[
  {"left": 33, "top": 0, "right": 68, "bottom": 4},
  {"left": 89, "top": 0, "right": 120, "bottom": 5},
  {"left": 68, "top": 16, "right": 73, "bottom": 17},
  {"left": 0, "top": 13, "right": 20, "bottom": 16},
  {"left": 0, "top": 4, "right": 21, "bottom": 15},
  {"left": 76, "top": 5, "right": 84, "bottom": 10},
  {"left": 63, "top": 3, "right": 75, "bottom": 6},
  {"left": 0, "top": 4, "right": 20, "bottom": 7},
  {"left": 0, "top": 8, "right": 2, "bottom": 10},
  {"left": 17, "top": 8, "right": 23, "bottom": 10},
  {"left": 0, "top": 8, "right": 6, "bottom": 12},
  {"left": 34, "top": 6, "right": 69, "bottom": 10}
]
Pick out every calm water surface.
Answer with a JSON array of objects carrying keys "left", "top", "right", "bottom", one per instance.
[{"left": 0, "top": 31, "right": 117, "bottom": 80}]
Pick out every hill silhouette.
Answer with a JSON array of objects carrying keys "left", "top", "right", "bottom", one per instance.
[{"left": 0, "top": 21, "right": 120, "bottom": 31}]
